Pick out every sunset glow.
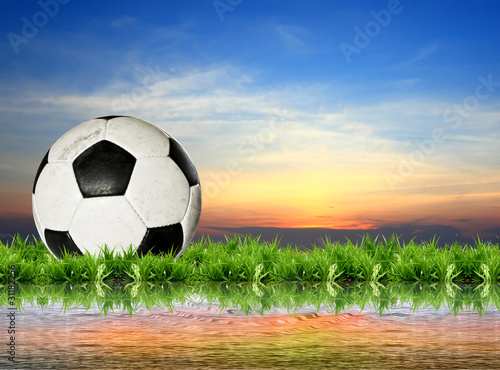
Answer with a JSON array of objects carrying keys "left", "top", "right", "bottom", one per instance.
[{"left": 1, "top": 1, "right": 499, "bottom": 245}]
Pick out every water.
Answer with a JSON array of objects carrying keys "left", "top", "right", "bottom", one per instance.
[{"left": 2, "top": 284, "right": 500, "bottom": 369}]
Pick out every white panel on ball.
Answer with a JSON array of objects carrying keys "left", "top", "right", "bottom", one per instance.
[
  {"left": 32, "top": 193, "right": 47, "bottom": 246},
  {"left": 69, "top": 196, "right": 147, "bottom": 256},
  {"left": 34, "top": 162, "right": 83, "bottom": 231},
  {"left": 48, "top": 118, "right": 107, "bottom": 163},
  {"left": 126, "top": 157, "right": 190, "bottom": 227},
  {"left": 105, "top": 117, "right": 170, "bottom": 159},
  {"left": 179, "top": 184, "right": 202, "bottom": 256}
]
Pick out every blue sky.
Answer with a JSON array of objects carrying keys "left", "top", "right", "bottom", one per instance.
[
  {"left": 1, "top": 0, "right": 499, "bottom": 245},
  {"left": 2, "top": 1, "right": 500, "bottom": 96}
]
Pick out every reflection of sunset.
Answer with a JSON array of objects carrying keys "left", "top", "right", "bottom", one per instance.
[{"left": 16, "top": 308, "right": 500, "bottom": 368}]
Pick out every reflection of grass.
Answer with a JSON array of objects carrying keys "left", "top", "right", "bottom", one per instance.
[
  {"left": 1, "top": 281, "right": 500, "bottom": 317},
  {"left": 1, "top": 233, "right": 500, "bottom": 284}
]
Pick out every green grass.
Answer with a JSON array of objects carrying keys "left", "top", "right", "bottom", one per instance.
[{"left": 1, "top": 233, "right": 500, "bottom": 284}]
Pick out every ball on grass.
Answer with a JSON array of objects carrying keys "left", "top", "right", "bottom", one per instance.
[{"left": 32, "top": 116, "right": 201, "bottom": 258}]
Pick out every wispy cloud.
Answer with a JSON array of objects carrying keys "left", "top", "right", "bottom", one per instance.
[
  {"left": 384, "top": 78, "right": 421, "bottom": 89},
  {"left": 275, "top": 24, "right": 312, "bottom": 52},
  {"left": 369, "top": 181, "right": 500, "bottom": 196},
  {"left": 110, "top": 16, "right": 137, "bottom": 28},
  {"left": 399, "top": 41, "right": 440, "bottom": 67},
  {"left": 2, "top": 64, "right": 499, "bottom": 173}
]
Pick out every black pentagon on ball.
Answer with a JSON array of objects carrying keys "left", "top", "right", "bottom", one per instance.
[
  {"left": 94, "top": 115, "right": 129, "bottom": 120},
  {"left": 134, "top": 224, "right": 184, "bottom": 257},
  {"left": 168, "top": 138, "right": 199, "bottom": 187},
  {"left": 44, "top": 229, "right": 83, "bottom": 258},
  {"left": 33, "top": 149, "right": 49, "bottom": 194},
  {"left": 73, "top": 140, "right": 136, "bottom": 198}
]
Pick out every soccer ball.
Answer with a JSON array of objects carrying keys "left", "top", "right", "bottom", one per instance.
[{"left": 32, "top": 116, "right": 202, "bottom": 259}]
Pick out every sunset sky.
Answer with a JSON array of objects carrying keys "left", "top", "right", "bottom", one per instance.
[{"left": 1, "top": 1, "right": 499, "bottom": 246}]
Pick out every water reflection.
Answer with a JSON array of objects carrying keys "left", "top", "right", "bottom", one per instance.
[{"left": 2, "top": 282, "right": 500, "bottom": 369}]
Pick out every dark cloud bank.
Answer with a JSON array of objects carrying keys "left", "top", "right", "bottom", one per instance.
[{"left": 1, "top": 216, "right": 498, "bottom": 250}]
